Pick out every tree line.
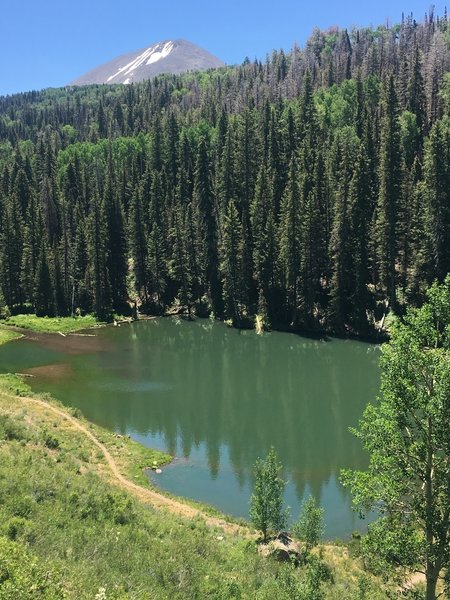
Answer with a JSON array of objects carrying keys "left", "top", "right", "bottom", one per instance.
[{"left": 1, "top": 11, "right": 450, "bottom": 334}]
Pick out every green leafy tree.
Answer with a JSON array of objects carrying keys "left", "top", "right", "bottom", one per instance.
[
  {"left": 342, "top": 276, "right": 450, "bottom": 600},
  {"left": 293, "top": 495, "right": 324, "bottom": 553},
  {"left": 249, "top": 447, "right": 288, "bottom": 542}
]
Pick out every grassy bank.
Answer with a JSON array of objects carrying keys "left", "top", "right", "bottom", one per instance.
[
  {"left": 0, "top": 314, "right": 100, "bottom": 334},
  {"left": 0, "top": 374, "right": 390, "bottom": 599},
  {"left": 0, "top": 328, "right": 21, "bottom": 346}
]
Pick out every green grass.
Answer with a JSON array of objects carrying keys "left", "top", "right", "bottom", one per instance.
[
  {"left": 0, "top": 327, "right": 21, "bottom": 346},
  {"left": 0, "top": 374, "right": 171, "bottom": 484},
  {"left": 0, "top": 375, "right": 390, "bottom": 599},
  {"left": 0, "top": 314, "right": 100, "bottom": 334}
]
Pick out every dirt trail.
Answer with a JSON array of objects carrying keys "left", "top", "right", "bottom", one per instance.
[{"left": 13, "top": 394, "right": 247, "bottom": 536}]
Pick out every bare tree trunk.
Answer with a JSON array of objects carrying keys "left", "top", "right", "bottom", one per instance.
[{"left": 425, "top": 566, "right": 439, "bottom": 600}]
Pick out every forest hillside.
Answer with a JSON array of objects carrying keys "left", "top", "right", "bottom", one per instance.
[{"left": 1, "top": 11, "right": 450, "bottom": 335}]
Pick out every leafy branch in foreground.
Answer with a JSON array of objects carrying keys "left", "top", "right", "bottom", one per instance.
[{"left": 342, "top": 276, "right": 450, "bottom": 600}]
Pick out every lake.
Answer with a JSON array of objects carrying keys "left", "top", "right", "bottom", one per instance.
[{"left": 0, "top": 317, "right": 381, "bottom": 538}]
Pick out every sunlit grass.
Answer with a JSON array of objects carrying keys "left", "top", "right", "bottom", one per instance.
[
  {"left": 0, "top": 327, "right": 21, "bottom": 346},
  {"left": 0, "top": 314, "right": 100, "bottom": 334}
]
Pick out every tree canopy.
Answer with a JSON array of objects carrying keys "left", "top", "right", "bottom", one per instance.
[
  {"left": 0, "top": 12, "right": 450, "bottom": 335},
  {"left": 342, "top": 276, "right": 450, "bottom": 600}
]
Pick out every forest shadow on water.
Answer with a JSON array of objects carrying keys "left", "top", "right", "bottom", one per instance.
[{"left": 0, "top": 317, "right": 381, "bottom": 538}]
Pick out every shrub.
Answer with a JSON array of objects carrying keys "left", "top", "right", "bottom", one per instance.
[
  {"left": 0, "top": 415, "right": 29, "bottom": 442},
  {"left": 42, "top": 432, "right": 60, "bottom": 450},
  {"left": 293, "top": 496, "right": 324, "bottom": 552},
  {"left": 249, "top": 447, "right": 288, "bottom": 541}
]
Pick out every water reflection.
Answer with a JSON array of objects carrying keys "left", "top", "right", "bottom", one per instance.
[{"left": 0, "top": 318, "right": 380, "bottom": 537}]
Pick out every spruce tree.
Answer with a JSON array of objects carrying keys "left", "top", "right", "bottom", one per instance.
[
  {"left": 423, "top": 117, "right": 450, "bottom": 282},
  {"left": 374, "top": 74, "right": 402, "bottom": 310},
  {"left": 350, "top": 145, "right": 372, "bottom": 331},
  {"left": 34, "top": 241, "right": 54, "bottom": 317},
  {"left": 169, "top": 203, "right": 192, "bottom": 315},
  {"left": 129, "top": 180, "right": 148, "bottom": 303},
  {"left": 279, "top": 158, "right": 302, "bottom": 326},
  {"left": 193, "top": 136, "right": 222, "bottom": 315},
  {"left": 329, "top": 127, "right": 359, "bottom": 330},
  {"left": 220, "top": 200, "right": 244, "bottom": 325},
  {"left": 104, "top": 179, "right": 128, "bottom": 311},
  {"left": 251, "top": 164, "right": 274, "bottom": 320},
  {"left": 87, "top": 194, "right": 111, "bottom": 319}
]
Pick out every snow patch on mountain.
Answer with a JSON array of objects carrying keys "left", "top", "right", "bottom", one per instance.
[
  {"left": 147, "top": 42, "right": 174, "bottom": 65},
  {"left": 107, "top": 41, "right": 174, "bottom": 83},
  {"left": 70, "top": 39, "right": 225, "bottom": 86}
]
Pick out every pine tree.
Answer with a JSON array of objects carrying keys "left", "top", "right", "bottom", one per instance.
[
  {"left": 0, "top": 193, "right": 24, "bottom": 308},
  {"left": 220, "top": 200, "right": 244, "bottom": 325},
  {"left": 329, "top": 127, "right": 359, "bottom": 330},
  {"left": 407, "top": 44, "right": 426, "bottom": 142},
  {"left": 87, "top": 194, "right": 111, "bottom": 319},
  {"left": 193, "top": 136, "right": 222, "bottom": 315},
  {"left": 147, "top": 224, "right": 168, "bottom": 311},
  {"left": 169, "top": 203, "right": 193, "bottom": 315},
  {"left": 34, "top": 241, "right": 54, "bottom": 317},
  {"left": 423, "top": 117, "right": 450, "bottom": 282},
  {"left": 251, "top": 164, "right": 274, "bottom": 319},
  {"left": 374, "top": 74, "right": 402, "bottom": 309},
  {"left": 20, "top": 190, "right": 40, "bottom": 304},
  {"left": 129, "top": 180, "right": 148, "bottom": 303},
  {"left": 279, "top": 158, "right": 302, "bottom": 326},
  {"left": 350, "top": 145, "right": 372, "bottom": 331},
  {"left": 104, "top": 178, "right": 128, "bottom": 311}
]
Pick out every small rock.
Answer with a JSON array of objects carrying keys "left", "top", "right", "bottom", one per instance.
[
  {"left": 258, "top": 533, "right": 302, "bottom": 566},
  {"left": 155, "top": 468, "right": 162, "bottom": 474}
]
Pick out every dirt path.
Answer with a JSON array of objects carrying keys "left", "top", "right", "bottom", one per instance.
[{"left": 14, "top": 394, "right": 247, "bottom": 536}]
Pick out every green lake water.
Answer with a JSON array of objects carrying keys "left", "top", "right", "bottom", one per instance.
[{"left": 0, "top": 318, "right": 381, "bottom": 538}]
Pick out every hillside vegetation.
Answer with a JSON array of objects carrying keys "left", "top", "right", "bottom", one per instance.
[
  {"left": 0, "top": 12, "right": 450, "bottom": 335},
  {"left": 0, "top": 374, "right": 390, "bottom": 599}
]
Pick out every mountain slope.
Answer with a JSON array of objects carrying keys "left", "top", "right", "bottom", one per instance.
[{"left": 70, "top": 38, "right": 225, "bottom": 85}]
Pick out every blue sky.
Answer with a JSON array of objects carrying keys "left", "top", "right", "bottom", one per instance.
[{"left": 0, "top": 0, "right": 446, "bottom": 96}]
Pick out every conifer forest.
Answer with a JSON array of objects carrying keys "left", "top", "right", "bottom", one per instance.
[{"left": 1, "top": 12, "right": 450, "bottom": 335}]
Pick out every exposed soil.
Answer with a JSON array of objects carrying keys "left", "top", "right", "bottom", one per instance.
[{"left": 12, "top": 393, "right": 247, "bottom": 537}]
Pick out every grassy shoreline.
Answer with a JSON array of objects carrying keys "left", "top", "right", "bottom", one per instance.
[
  {"left": 0, "top": 314, "right": 101, "bottom": 334},
  {"left": 0, "top": 328, "right": 22, "bottom": 346},
  {"left": 0, "top": 318, "right": 398, "bottom": 598},
  {"left": 0, "top": 373, "right": 390, "bottom": 598}
]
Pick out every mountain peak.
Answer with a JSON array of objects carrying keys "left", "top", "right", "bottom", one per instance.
[{"left": 70, "top": 39, "right": 224, "bottom": 86}]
